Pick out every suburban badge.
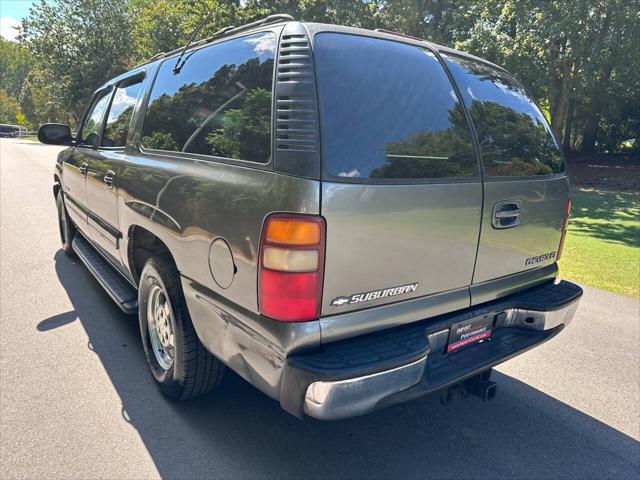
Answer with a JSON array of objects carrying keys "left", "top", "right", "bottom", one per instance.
[{"left": 330, "top": 283, "right": 419, "bottom": 307}]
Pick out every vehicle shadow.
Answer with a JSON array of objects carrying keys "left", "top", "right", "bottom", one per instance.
[{"left": 42, "top": 250, "right": 640, "bottom": 479}]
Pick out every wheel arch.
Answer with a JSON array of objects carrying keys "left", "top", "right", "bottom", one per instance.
[
  {"left": 127, "top": 225, "right": 176, "bottom": 285},
  {"left": 53, "top": 173, "right": 61, "bottom": 198}
]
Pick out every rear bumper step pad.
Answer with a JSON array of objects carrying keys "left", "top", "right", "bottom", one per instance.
[{"left": 280, "top": 280, "right": 582, "bottom": 419}]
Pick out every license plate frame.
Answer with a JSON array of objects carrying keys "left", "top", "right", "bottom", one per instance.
[{"left": 447, "top": 314, "right": 493, "bottom": 353}]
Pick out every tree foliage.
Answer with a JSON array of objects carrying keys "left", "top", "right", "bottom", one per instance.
[
  {"left": 0, "top": 89, "right": 22, "bottom": 124},
  {"left": 0, "top": 38, "right": 33, "bottom": 99},
  {"left": 128, "top": 0, "right": 265, "bottom": 59},
  {"left": 452, "top": 0, "right": 640, "bottom": 152},
  {"left": 18, "top": 0, "right": 135, "bottom": 124},
  {"left": 0, "top": 0, "right": 636, "bottom": 153}
]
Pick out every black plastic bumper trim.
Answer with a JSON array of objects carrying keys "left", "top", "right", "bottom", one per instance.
[{"left": 376, "top": 325, "right": 562, "bottom": 411}]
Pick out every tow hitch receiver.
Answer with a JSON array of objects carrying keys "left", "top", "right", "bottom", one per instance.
[{"left": 441, "top": 370, "right": 496, "bottom": 405}]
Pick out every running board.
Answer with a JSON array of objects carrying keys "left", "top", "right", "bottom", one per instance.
[{"left": 72, "top": 234, "right": 138, "bottom": 314}]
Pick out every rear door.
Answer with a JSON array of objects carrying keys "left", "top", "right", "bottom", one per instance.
[
  {"left": 441, "top": 54, "right": 569, "bottom": 299},
  {"left": 314, "top": 33, "right": 483, "bottom": 315}
]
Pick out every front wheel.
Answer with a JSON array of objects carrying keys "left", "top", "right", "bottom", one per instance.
[
  {"left": 138, "top": 255, "right": 225, "bottom": 400},
  {"left": 56, "top": 191, "right": 76, "bottom": 255}
]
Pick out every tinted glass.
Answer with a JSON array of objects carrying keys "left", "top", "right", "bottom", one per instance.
[
  {"left": 102, "top": 79, "right": 143, "bottom": 147},
  {"left": 80, "top": 91, "right": 111, "bottom": 147},
  {"left": 443, "top": 54, "right": 564, "bottom": 176},
  {"left": 315, "top": 33, "right": 477, "bottom": 180},
  {"left": 142, "top": 32, "right": 275, "bottom": 163}
]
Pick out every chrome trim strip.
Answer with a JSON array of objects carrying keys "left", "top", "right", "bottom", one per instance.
[{"left": 64, "top": 191, "right": 122, "bottom": 240}]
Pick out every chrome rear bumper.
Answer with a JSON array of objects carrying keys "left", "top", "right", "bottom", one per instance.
[
  {"left": 302, "top": 293, "right": 581, "bottom": 420},
  {"left": 304, "top": 356, "right": 428, "bottom": 420}
]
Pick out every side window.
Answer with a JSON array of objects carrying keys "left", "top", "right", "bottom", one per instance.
[
  {"left": 80, "top": 91, "right": 111, "bottom": 147},
  {"left": 315, "top": 33, "right": 478, "bottom": 181},
  {"left": 141, "top": 32, "right": 275, "bottom": 163},
  {"left": 442, "top": 54, "right": 565, "bottom": 176},
  {"left": 102, "top": 78, "right": 143, "bottom": 148}
]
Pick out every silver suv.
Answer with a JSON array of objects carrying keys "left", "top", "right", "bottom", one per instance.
[{"left": 39, "top": 16, "right": 582, "bottom": 420}]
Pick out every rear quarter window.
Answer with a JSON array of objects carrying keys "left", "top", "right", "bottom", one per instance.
[
  {"left": 442, "top": 54, "right": 565, "bottom": 177},
  {"left": 314, "top": 33, "right": 478, "bottom": 181},
  {"left": 141, "top": 32, "right": 275, "bottom": 163}
]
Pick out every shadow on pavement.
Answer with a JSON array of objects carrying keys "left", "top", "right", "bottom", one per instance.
[{"left": 41, "top": 250, "right": 640, "bottom": 479}]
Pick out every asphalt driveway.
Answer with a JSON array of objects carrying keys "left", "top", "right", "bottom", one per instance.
[{"left": 1, "top": 138, "right": 639, "bottom": 479}]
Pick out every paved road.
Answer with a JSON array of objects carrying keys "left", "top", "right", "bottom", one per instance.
[{"left": 1, "top": 138, "right": 639, "bottom": 479}]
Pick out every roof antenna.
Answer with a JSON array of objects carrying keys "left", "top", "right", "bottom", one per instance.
[{"left": 174, "top": 10, "right": 223, "bottom": 75}]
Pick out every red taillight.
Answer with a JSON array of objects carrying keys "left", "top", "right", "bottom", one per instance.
[
  {"left": 258, "top": 214, "right": 325, "bottom": 322},
  {"left": 557, "top": 197, "right": 571, "bottom": 261}
]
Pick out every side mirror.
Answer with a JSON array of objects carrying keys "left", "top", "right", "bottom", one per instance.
[{"left": 38, "top": 123, "right": 74, "bottom": 145}]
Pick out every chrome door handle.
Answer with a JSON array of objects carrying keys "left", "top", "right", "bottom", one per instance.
[
  {"left": 495, "top": 209, "right": 520, "bottom": 218},
  {"left": 103, "top": 170, "right": 115, "bottom": 189},
  {"left": 492, "top": 201, "right": 522, "bottom": 229},
  {"left": 79, "top": 163, "right": 88, "bottom": 178}
]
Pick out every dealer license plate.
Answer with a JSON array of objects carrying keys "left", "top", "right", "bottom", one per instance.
[{"left": 447, "top": 314, "right": 493, "bottom": 353}]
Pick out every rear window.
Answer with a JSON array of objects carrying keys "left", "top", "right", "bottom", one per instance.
[
  {"left": 315, "top": 33, "right": 478, "bottom": 181},
  {"left": 141, "top": 32, "right": 275, "bottom": 163},
  {"left": 442, "top": 54, "right": 565, "bottom": 176}
]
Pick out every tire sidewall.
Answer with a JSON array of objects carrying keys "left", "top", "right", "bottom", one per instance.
[
  {"left": 56, "top": 193, "right": 74, "bottom": 252},
  {"left": 138, "top": 259, "right": 185, "bottom": 398}
]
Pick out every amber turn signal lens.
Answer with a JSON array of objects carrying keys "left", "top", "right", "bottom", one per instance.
[{"left": 265, "top": 218, "right": 321, "bottom": 246}]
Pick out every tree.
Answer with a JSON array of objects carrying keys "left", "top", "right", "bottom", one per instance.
[
  {"left": 19, "top": 66, "right": 75, "bottom": 127},
  {"left": 0, "top": 38, "right": 33, "bottom": 99},
  {"left": 244, "top": 0, "right": 379, "bottom": 26},
  {"left": 0, "top": 89, "right": 22, "bottom": 124},
  {"left": 373, "top": 0, "right": 474, "bottom": 45},
  {"left": 12, "top": 0, "right": 639, "bottom": 153},
  {"left": 19, "top": 0, "right": 135, "bottom": 122},
  {"left": 128, "top": 0, "right": 264, "bottom": 62},
  {"left": 452, "top": 0, "right": 640, "bottom": 153}
]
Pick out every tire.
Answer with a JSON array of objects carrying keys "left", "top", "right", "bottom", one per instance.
[
  {"left": 138, "top": 255, "right": 225, "bottom": 400},
  {"left": 56, "top": 191, "right": 76, "bottom": 255}
]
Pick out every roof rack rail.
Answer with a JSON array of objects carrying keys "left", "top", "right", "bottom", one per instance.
[
  {"left": 374, "top": 28, "right": 426, "bottom": 43},
  {"left": 214, "top": 13, "right": 295, "bottom": 41},
  {"left": 135, "top": 14, "right": 295, "bottom": 69},
  {"left": 148, "top": 52, "right": 165, "bottom": 61}
]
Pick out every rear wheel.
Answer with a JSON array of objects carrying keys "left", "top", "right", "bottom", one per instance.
[
  {"left": 56, "top": 191, "right": 76, "bottom": 255},
  {"left": 138, "top": 255, "right": 225, "bottom": 399}
]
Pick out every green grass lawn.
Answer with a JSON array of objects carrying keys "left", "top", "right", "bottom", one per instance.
[{"left": 559, "top": 189, "right": 640, "bottom": 298}]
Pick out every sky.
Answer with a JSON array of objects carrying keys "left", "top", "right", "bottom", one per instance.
[{"left": 1, "top": 1, "right": 39, "bottom": 41}]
